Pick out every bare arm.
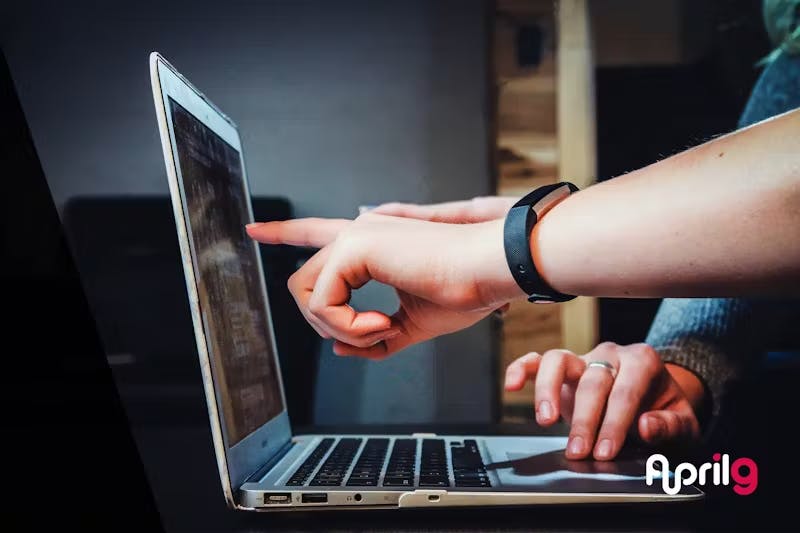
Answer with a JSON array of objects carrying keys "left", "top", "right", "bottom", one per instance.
[
  {"left": 248, "top": 107, "right": 800, "bottom": 359},
  {"left": 530, "top": 107, "right": 800, "bottom": 298}
]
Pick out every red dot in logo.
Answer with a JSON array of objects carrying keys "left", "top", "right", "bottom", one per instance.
[{"left": 713, "top": 453, "right": 721, "bottom": 461}]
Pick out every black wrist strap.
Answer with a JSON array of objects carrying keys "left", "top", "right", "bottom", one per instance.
[{"left": 503, "top": 182, "right": 578, "bottom": 303}]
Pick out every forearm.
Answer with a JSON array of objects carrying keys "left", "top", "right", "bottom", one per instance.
[{"left": 532, "top": 107, "right": 800, "bottom": 298}]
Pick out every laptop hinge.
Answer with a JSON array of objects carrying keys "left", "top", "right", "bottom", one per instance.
[{"left": 243, "top": 439, "right": 295, "bottom": 485}]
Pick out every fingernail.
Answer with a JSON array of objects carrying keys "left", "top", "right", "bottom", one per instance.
[
  {"left": 245, "top": 223, "right": 263, "bottom": 229},
  {"left": 568, "top": 436, "right": 585, "bottom": 456},
  {"left": 596, "top": 439, "right": 614, "bottom": 460},
  {"left": 537, "top": 400, "right": 553, "bottom": 423}
]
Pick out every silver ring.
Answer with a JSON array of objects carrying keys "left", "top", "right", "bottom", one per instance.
[{"left": 586, "top": 360, "right": 617, "bottom": 380}]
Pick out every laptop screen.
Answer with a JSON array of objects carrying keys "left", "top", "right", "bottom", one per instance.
[{"left": 169, "top": 98, "right": 284, "bottom": 446}]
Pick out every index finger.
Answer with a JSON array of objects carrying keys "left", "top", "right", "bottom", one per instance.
[
  {"left": 246, "top": 218, "right": 350, "bottom": 248},
  {"left": 372, "top": 197, "right": 515, "bottom": 223},
  {"left": 371, "top": 201, "right": 478, "bottom": 222}
]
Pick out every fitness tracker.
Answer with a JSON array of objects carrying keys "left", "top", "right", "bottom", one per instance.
[{"left": 503, "top": 182, "right": 579, "bottom": 303}]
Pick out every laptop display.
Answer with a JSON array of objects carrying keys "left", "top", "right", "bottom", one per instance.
[{"left": 169, "top": 98, "right": 283, "bottom": 445}]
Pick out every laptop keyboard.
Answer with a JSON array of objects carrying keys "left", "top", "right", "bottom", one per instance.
[
  {"left": 419, "top": 439, "right": 449, "bottom": 487},
  {"left": 286, "top": 437, "right": 334, "bottom": 486},
  {"left": 452, "top": 439, "right": 492, "bottom": 487},
  {"left": 287, "top": 437, "right": 491, "bottom": 489},
  {"left": 308, "top": 438, "right": 361, "bottom": 486},
  {"left": 382, "top": 438, "right": 416, "bottom": 487},
  {"left": 346, "top": 437, "right": 389, "bottom": 486}
]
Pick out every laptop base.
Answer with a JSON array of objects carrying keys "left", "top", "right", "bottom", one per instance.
[{"left": 238, "top": 434, "right": 703, "bottom": 510}]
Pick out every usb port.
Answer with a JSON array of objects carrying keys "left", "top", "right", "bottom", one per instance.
[
  {"left": 301, "top": 493, "right": 328, "bottom": 504},
  {"left": 264, "top": 492, "right": 291, "bottom": 505}
]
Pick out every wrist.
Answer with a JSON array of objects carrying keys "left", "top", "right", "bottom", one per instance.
[
  {"left": 463, "top": 219, "right": 527, "bottom": 307},
  {"left": 528, "top": 192, "right": 576, "bottom": 296}
]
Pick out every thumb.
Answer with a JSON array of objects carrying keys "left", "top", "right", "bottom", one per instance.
[{"left": 637, "top": 409, "right": 698, "bottom": 445}]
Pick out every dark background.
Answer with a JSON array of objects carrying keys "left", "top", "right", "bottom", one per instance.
[
  {"left": 1, "top": 0, "right": 794, "bottom": 531},
  {"left": 0, "top": 49, "right": 163, "bottom": 530}
]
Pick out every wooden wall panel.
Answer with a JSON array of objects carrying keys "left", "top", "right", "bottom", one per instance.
[{"left": 491, "top": 0, "right": 598, "bottom": 421}]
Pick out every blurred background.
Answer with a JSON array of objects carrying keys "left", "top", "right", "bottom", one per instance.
[{"left": 1, "top": 0, "right": 771, "bottom": 530}]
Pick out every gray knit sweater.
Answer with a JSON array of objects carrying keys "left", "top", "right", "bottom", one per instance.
[{"left": 645, "top": 51, "right": 800, "bottom": 421}]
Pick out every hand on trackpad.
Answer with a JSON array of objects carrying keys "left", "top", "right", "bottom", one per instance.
[{"left": 488, "top": 448, "right": 648, "bottom": 478}]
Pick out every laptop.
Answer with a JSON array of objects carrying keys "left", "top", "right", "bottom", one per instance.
[{"left": 148, "top": 51, "right": 703, "bottom": 511}]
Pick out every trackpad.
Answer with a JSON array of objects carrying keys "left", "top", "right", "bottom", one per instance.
[{"left": 484, "top": 437, "right": 666, "bottom": 493}]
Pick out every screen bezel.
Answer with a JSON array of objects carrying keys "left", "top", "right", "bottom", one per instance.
[{"left": 149, "top": 52, "right": 291, "bottom": 502}]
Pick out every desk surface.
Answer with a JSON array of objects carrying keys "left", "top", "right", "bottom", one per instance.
[{"left": 130, "top": 423, "right": 778, "bottom": 532}]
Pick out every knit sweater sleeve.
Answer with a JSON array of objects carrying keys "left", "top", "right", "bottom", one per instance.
[{"left": 645, "top": 298, "right": 756, "bottom": 419}]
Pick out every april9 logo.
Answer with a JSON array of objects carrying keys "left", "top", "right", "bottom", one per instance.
[{"left": 646, "top": 453, "right": 758, "bottom": 496}]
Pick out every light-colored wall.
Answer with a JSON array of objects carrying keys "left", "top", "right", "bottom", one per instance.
[{"left": 2, "top": 0, "right": 495, "bottom": 423}]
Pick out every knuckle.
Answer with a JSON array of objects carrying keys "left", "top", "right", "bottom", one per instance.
[
  {"left": 636, "top": 342, "right": 659, "bottom": 358},
  {"left": 620, "top": 343, "right": 660, "bottom": 376},
  {"left": 287, "top": 271, "right": 301, "bottom": 292},
  {"left": 354, "top": 211, "right": 378, "bottom": 224},
  {"left": 542, "top": 349, "right": 567, "bottom": 362},
  {"left": 636, "top": 345, "right": 663, "bottom": 375},
  {"left": 597, "top": 341, "right": 619, "bottom": 352},
  {"left": 307, "top": 298, "right": 326, "bottom": 316}
]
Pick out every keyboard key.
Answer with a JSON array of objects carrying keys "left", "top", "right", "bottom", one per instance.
[
  {"left": 420, "top": 439, "right": 450, "bottom": 487},
  {"left": 345, "top": 438, "right": 389, "bottom": 487},
  {"left": 419, "top": 475, "right": 449, "bottom": 487},
  {"left": 286, "top": 438, "right": 334, "bottom": 486},
  {"left": 451, "top": 439, "right": 491, "bottom": 488},
  {"left": 382, "top": 439, "right": 417, "bottom": 488},
  {"left": 308, "top": 437, "right": 362, "bottom": 487},
  {"left": 382, "top": 476, "right": 413, "bottom": 486},
  {"left": 347, "top": 478, "right": 378, "bottom": 487}
]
